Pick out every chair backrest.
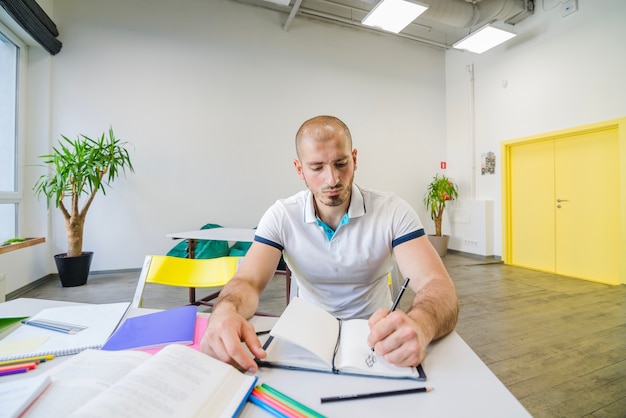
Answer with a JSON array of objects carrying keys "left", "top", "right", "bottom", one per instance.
[
  {"left": 388, "top": 260, "right": 401, "bottom": 296},
  {"left": 131, "top": 255, "right": 241, "bottom": 308}
]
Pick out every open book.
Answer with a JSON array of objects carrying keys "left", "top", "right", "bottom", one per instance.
[
  {"left": 257, "top": 297, "right": 426, "bottom": 381},
  {"left": 18, "top": 344, "right": 256, "bottom": 418}
]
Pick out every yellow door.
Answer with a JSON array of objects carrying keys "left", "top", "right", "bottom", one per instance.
[
  {"left": 510, "top": 140, "right": 555, "bottom": 272},
  {"left": 554, "top": 128, "right": 620, "bottom": 284},
  {"left": 507, "top": 124, "right": 621, "bottom": 285}
]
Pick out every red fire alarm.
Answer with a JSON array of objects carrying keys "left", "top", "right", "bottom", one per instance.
[{"left": 440, "top": 161, "right": 447, "bottom": 169}]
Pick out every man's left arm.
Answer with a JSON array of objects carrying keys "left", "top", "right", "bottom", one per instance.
[{"left": 367, "top": 235, "right": 459, "bottom": 366}]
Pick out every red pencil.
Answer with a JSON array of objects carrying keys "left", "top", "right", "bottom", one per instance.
[{"left": 0, "top": 361, "right": 38, "bottom": 373}]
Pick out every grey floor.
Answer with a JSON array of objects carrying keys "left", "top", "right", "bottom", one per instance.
[{"left": 9, "top": 253, "right": 626, "bottom": 418}]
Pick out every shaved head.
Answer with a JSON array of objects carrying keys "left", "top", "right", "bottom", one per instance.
[{"left": 295, "top": 115, "right": 353, "bottom": 159}]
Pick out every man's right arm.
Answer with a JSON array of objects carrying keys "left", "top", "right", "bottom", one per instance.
[{"left": 199, "top": 241, "right": 282, "bottom": 372}]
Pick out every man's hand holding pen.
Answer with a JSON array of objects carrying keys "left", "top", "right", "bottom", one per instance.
[
  {"left": 367, "top": 278, "right": 429, "bottom": 367},
  {"left": 367, "top": 309, "right": 429, "bottom": 367}
]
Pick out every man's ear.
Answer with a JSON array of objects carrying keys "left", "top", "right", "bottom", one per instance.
[
  {"left": 352, "top": 148, "right": 358, "bottom": 171},
  {"left": 294, "top": 159, "right": 305, "bottom": 179}
]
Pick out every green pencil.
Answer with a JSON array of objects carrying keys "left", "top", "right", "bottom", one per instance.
[{"left": 259, "top": 383, "right": 326, "bottom": 418}]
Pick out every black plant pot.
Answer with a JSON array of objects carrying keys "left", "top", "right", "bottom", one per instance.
[{"left": 54, "top": 252, "right": 93, "bottom": 287}]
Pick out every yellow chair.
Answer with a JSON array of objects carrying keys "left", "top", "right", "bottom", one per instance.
[{"left": 131, "top": 255, "right": 241, "bottom": 308}]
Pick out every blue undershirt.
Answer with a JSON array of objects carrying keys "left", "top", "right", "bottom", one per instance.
[{"left": 315, "top": 212, "right": 350, "bottom": 241}]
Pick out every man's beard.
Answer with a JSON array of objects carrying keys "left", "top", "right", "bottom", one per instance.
[{"left": 306, "top": 175, "right": 354, "bottom": 208}]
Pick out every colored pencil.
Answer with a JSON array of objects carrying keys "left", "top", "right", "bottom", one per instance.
[
  {"left": 0, "top": 354, "right": 54, "bottom": 366},
  {"left": 0, "top": 361, "right": 38, "bottom": 373},
  {"left": 259, "top": 384, "right": 326, "bottom": 418},
  {"left": 252, "top": 388, "right": 306, "bottom": 418},
  {"left": 248, "top": 394, "right": 291, "bottom": 418},
  {"left": 0, "top": 367, "right": 29, "bottom": 377}
]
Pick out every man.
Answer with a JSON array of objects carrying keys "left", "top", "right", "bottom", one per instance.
[{"left": 200, "top": 115, "right": 459, "bottom": 373}]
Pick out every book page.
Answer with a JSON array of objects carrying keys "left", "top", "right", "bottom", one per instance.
[
  {"left": 267, "top": 297, "right": 339, "bottom": 365},
  {"left": 263, "top": 336, "right": 332, "bottom": 371},
  {"left": 22, "top": 349, "right": 150, "bottom": 418},
  {"left": 337, "top": 319, "right": 421, "bottom": 379},
  {"left": 0, "top": 374, "right": 50, "bottom": 418},
  {"left": 68, "top": 344, "right": 255, "bottom": 418}
]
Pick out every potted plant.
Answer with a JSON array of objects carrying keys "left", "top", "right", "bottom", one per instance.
[
  {"left": 423, "top": 173, "right": 458, "bottom": 256},
  {"left": 34, "top": 127, "right": 134, "bottom": 287}
]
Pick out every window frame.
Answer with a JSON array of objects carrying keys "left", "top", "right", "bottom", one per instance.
[{"left": 0, "top": 20, "right": 28, "bottom": 241}]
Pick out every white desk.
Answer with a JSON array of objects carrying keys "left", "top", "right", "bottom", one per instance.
[
  {"left": 246, "top": 331, "right": 531, "bottom": 418},
  {"left": 2, "top": 299, "right": 530, "bottom": 417},
  {"left": 166, "top": 228, "right": 256, "bottom": 243},
  {"left": 167, "top": 228, "right": 256, "bottom": 258}
]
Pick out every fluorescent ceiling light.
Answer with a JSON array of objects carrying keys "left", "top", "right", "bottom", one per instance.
[
  {"left": 453, "top": 24, "right": 517, "bottom": 54},
  {"left": 362, "top": 0, "right": 429, "bottom": 34}
]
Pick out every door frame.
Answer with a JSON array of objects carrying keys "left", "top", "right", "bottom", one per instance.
[{"left": 501, "top": 117, "right": 626, "bottom": 285}]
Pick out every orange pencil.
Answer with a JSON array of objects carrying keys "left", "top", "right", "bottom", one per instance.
[
  {"left": 251, "top": 388, "right": 306, "bottom": 418},
  {"left": 0, "top": 361, "right": 38, "bottom": 373}
]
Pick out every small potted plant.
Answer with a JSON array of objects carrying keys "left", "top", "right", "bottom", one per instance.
[
  {"left": 34, "top": 127, "right": 134, "bottom": 286},
  {"left": 423, "top": 173, "right": 458, "bottom": 256}
]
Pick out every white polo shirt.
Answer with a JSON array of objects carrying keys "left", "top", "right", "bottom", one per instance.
[{"left": 254, "top": 184, "right": 425, "bottom": 319}]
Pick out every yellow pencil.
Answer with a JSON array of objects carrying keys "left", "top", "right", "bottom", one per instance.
[{"left": 0, "top": 354, "right": 54, "bottom": 366}]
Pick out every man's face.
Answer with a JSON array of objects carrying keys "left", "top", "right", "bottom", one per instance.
[{"left": 294, "top": 127, "right": 357, "bottom": 208}]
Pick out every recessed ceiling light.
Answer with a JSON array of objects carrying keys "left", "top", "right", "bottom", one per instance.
[
  {"left": 453, "top": 24, "right": 517, "bottom": 54},
  {"left": 362, "top": 0, "right": 429, "bottom": 34}
]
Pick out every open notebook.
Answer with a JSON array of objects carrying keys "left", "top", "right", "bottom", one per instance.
[
  {"left": 257, "top": 297, "right": 426, "bottom": 381},
  {"left": 0, "top": 302, "right": 130, "bottom": 361}
]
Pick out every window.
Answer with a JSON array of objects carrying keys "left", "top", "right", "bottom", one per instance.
[{"left": 0, "top": 25, "right": 21, "bottom": 242}]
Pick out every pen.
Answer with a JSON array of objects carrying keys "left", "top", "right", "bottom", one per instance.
[
  {"left": 366, "top": 277, "right": 410, "bottom": 365},
  {"left": 390, "top": 277, "right": 410, "bottom": 312},
  {"left": 320, "top": 387, "right": 432, "bottom": 403}
]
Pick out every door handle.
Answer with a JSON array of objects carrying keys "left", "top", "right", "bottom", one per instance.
[{"left": 556, "top": 198, "right": 569, "bottom": 203}]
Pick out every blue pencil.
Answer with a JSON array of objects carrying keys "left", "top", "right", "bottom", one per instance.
[
  {"left": 0, "top": 367, "right": 29, "bottom": 377},
  {"left": 248, "top": 394, "right": 291, "bottom": 418}
]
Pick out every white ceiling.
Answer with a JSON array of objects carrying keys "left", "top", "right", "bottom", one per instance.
[{"left": 231, "top": 0, "right": 534, "bottom": 49}]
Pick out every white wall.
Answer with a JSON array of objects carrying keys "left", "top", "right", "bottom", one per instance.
[
  {"left": 10, "top": 0, "right": 447, "bottom": 290},
  {"left": 8, "top": 0, "right": 624, "bottom": 292},
  {"left": 445, "top": 0, "right": 626, "bottom": 257}
]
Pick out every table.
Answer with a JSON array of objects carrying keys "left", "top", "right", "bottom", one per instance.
[
  {"left": 166, "top": 228, "right": 256, "bottom": 259},
  {"left": 247, "top": 331, "right": 531, "bottom": 418},
  {"left": 2, "top": 299, "right": 531, "bottom": 417}
]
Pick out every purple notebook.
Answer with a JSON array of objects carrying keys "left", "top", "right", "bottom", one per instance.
[{"left": 102, "top": 305, "right": 197, "bottom": 351}]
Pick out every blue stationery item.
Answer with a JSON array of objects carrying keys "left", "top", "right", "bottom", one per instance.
[
  {"left": 101, "top": 305, "right": 197, "bottom": 351},
  {"left": 21, "top": 319, "right": 88, "bottom": 334}
]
